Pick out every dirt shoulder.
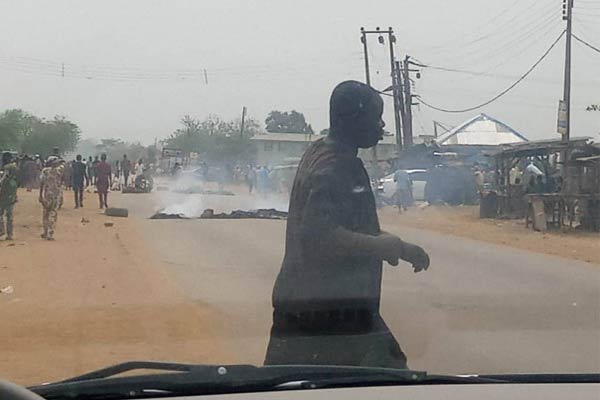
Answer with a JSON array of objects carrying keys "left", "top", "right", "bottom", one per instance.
[
  {"left": 0, "top": 190, "right": 233, "bottom": 385},
  {"left": 379, "top": 204, "right": 600, "bottom": 265}
]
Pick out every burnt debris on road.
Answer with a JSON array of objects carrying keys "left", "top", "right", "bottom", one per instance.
[{"left": 150, "top": 208, "right": 287, "bottom": 220}]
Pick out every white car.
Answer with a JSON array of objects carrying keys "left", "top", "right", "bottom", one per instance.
[{"left": 378, "top": 169, "right": 428, "bottom": 202}]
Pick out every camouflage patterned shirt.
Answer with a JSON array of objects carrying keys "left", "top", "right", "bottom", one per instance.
[{"left": 40, "top": 165, "right": 64, "bottom": 204}]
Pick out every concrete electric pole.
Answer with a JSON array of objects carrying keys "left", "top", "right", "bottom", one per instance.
[
  {"left": 360, "top": 27, "right": 403, "bottom": 161},
  {"left": 561, "top": 0, "right": 574, "bottom": 144}
]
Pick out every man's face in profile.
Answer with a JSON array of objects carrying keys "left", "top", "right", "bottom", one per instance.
[{"left": 353, "top": 95, "right": 385, "bottom": 149}]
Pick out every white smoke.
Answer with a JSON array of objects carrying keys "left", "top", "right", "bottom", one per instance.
[{"left": 153, "top": 173, "right": 290, "bottom": 218}]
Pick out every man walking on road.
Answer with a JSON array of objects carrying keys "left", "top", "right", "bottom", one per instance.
[
  {"left": 96, "top": 153, "right": 112, "bottom": 209},
  {"left": 39, "top": 156, "right": 63, "bottom": 241},
  {"left": 122, "top": 155, "right": 131, "bottom": 187},
  {"left": 393, "top": 169, "right": 413, "bottom": 212},
  {"left": 72, "top": 154, "right": 88, "bottom": 208},
  {"left": 0, "top": 152, "right": 18, "bottom": 241},
  {"left": 265, "top": 81, "right": 430, "bottom": 369}
]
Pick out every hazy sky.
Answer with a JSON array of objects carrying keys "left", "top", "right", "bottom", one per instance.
[{"left": 1, "top": 0, "right": 598, "bottom": 144}]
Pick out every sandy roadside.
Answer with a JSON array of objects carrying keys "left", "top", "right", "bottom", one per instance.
[
  {"left": 379, "top": 204, "right": 600, "bottom": 265},
  {"left": 0, "top": 190, "right": 234, "bottom": 385}
]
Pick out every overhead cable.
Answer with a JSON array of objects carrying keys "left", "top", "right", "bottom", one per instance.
[
  {"left": 416, "top": 30, "right": 565, "bottom": 113},
  {"left": 573, "top": 33, "right": 600, "bottom": 54}
]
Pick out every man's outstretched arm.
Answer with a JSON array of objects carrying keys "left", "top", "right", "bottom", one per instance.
[{"left": 301, "top": 173, "right": 429, "bottom": 272}]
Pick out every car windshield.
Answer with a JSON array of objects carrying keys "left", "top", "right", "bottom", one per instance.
[{"left": 1, "top": 0, "right": 599, "bottom": 395}]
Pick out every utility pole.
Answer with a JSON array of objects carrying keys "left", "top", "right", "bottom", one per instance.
[
  {"left": 561, "top": 0, "right": 574, "bottom": 144},
  {"left": 240, "top": 106, "right": 247, "bottom": 137},
  {"left": 387, "top": 28, "right": 403, "bottom": 155},
  {"left": 402, "top": 56, "right": 414, "bottom": 147},
  {"left": 360, "top": 27, "right": 377, "bottom": 166},
  {"left": 360, "top": 27, "right": 371, "bottom": 86},
  {"left": 394, "top": 60, "right": 406, "bottom": 154},
  {"left": 360, "top": 27, "right": 404, "bottom": 163}
]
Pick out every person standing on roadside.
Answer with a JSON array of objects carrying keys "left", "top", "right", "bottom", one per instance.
[
  {"left": 122, "top": 155, "right": 131, "bottom": 187},
  {"left": 72, "top": 155, "right": 88, "bottom": 208},
  {"left": 96, "top": 153, "right": 112, "bottom": 209},
  {"left": 39, "top": 156, "right": 64, "bottom": 241},
  {"left": 0, "top": 152, "right": 18, "bottom": 241}
]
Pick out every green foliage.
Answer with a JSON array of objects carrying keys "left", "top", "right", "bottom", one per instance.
[
  {"left": 0, "top": 109, "right": 36, "bottom": 150},
  {"left": 587, "top": 104, "right": 599, "bottom": 111},
  {"left": 164, "top": 115, "right": 258, "bottom": 165},
  {"left": 93, "top": 138, "right": 152, "bottom": 164},
  {"left": 265, "top": 110, "right": 312, "bottom": 134},
  {"left": 0, "top": 109, "right": 81, "bottom": 157}
]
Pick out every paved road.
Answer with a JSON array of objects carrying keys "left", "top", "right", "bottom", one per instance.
[{"left": 118, "top": 191, "right": 600, "bottom": 375}]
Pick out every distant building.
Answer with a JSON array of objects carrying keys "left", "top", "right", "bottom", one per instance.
[
  {"left": 435, "top": 113, "right": 528, "bottom": 146},
  {"left": 251, "top": 132, "right": 320, "bottom": 166}
]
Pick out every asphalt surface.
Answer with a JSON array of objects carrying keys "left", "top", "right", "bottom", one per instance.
[{"left": 118, "top": 190, "right": 600, "bottom": 375}]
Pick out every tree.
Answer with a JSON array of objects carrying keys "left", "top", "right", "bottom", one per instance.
[
  {"left": 265, "top": 110, "right": 311, "bottom": 133},
  {"left": 20, "top": 116, "right": 81, "bottom": 157},
  {"left": 0, "top": 109, "right": 81, "bottom": 156},
  {"left": 164, "top": 115, "right": 259, "bottom": 165},
  {"left": 587, "top": 104, "right": 599, "bottom": 111},
  {"left": 92, "top": 138, "right": 153, "bottom": 164},
  {"left": 0, "top": 109, "right": 36, "bottom": 150}
]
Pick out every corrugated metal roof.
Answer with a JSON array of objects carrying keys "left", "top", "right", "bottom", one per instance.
[
  {"left": 250, "top": 133, "right": 321, "bottom": 142},
  {"left": 251, "top": 133, "right": 399, "bottom": 145},
  {"left": 436, "top": 113, "right": 528, "bottom": 146}
]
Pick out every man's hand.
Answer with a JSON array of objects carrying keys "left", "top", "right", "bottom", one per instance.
[
  {"left": 400, "top": 241, "right": 430, "bottom": 272},
  {"left": 373, "top": 233, "right": 430, "bottom": 272}
]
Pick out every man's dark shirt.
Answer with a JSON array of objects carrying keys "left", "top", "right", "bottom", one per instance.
[
  {"left": 72, "top": 161, "right": 87, "bottom": 186},
  {"left": 272, "top": 137, "right": 382, "bottom": 315}
]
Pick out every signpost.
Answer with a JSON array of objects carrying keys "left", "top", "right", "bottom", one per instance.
[{"left": 557, "top": 100, "right": 568, "bottom": 136}]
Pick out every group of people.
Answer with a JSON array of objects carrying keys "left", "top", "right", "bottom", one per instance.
[
  {"left": 244, "top": 165, "right": 272, "bottom": 194},
  {"left": 0, "top": 151, "right": 141, "bottom": 241}
]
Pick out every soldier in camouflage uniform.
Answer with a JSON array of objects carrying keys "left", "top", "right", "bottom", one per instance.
[
  {"left": 0, "top": 152, "right": 18, "bottom": 240},
  {"left": 39, "top": 156, "right": 64, "bottom": 240}
]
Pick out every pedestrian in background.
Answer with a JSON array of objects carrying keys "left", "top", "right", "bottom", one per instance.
[
  {"left": 87, "top": 156, "right": 94, "bottom": 186},
  {"left": 135, "top": 158, "right": 144, "bottom": 176},
  {"left": 0, "top": 152, "right": 18, "bottom": 241},
  {"left": 96, "top": 153, "right": 112, "bottom": 209},
  {"left": 23, "top": 156, "right": 37, "bottom": 192},
  {"left": 72, "top": 154, "right": 88, "bottom": 208},
  {"left": 91, "top": 155, "right": 100, "bottom": 186},
  {"left": 122, "top": 155, "right": 131, "bottom": 187},
  {"left": 39, "top": 156, "right": 63, "bottom": 241},
  {"left": 245, "top": 165, "right": 256, "bottom": 194},
  {"left": 393, "top": 169, "right": 413, "bottom": 212}
]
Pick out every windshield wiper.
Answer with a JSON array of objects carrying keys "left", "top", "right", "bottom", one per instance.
[
  {"left": 31, "top": 360, "right": 498, "bottom": 399},
  {"left": 35, "top": 361, "right": 598, "bottom": 400}
]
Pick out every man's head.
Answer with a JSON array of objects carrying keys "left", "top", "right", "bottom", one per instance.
[
  {"left": 46, "top": 156, "right": 59, "bottom": 168},
  {"left": 328, "top": 80, "right": 385, "bottom": 149},
  {"left": 123, "top": 155, "right": 127, "bottom": 159},
  {"left": 76, "top": 154, "right": 82, "bottom": 161},
  {"left": 101, "top": 153, "right": 107, "bottom": 161},
  {"left": 88, "top": 156, "right": 92, "bottom": 161},
  {"left": 94, "top": 155, "right": 99, "bottom": 161}
]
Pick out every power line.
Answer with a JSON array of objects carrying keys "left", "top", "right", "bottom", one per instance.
[
  {"left": 573, "top": 33, "right": 600, "bottom": 54},
  {"left": 417, "top": 29, "right": 565, "bottom": 114},
  {"left": 425, "top": 0, "right": 556, "bottom": 65}
]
